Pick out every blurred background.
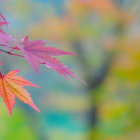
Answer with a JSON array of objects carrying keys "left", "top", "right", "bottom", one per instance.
[{"left": 0, "top": 0, "right": 140, "bottom": 140}]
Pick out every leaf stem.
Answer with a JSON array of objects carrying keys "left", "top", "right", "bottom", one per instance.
[{"left": 0, "top": 48, "right": 24, "bottom": 57}]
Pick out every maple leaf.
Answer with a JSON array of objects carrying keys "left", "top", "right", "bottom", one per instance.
[
  {"left": 45, "top": 56, "right": 86, "bottom": 84},
  {"left": 0, "top": 70, "right": 40, "bottom": 116},
  {"left": 0, "top": 14, "right": 15, "bottom": 48},
  {"left": 0, "top": 13, "right": 8, "bottom": 32},
  {"left": 0, "top": 51, "right": 2, "bottom": 65},
  {"left": 0, "top": 32, "right": 16, "bottom": 48},
  {"left": 18, "top": 36, "right": 77, "bottom": 73}
]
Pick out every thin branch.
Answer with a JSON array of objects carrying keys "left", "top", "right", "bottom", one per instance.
[
  {"left": 0, "top": 48, "right": 24, "bottom": 57},
  {"left": 0, "top": 44, "right": 13, "bottom": 49}
]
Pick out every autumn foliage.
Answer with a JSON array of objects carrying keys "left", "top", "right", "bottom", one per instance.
[{"left": 0, "top": 13, "right": 81, "bottom": 115}]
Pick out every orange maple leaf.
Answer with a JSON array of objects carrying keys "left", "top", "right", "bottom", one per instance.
[{"left": 0, "top": 69, "right": 40, "bottom": 116}]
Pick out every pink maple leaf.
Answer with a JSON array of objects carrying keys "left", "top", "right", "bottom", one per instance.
[
  {"left": 0, "top": 32, "right": 16, "bottom": 49},
  {"left": 19, "top": 36, "right": 77, "bottom": 73},
  {"left": 45, "top": 56, "right": 86, "bottom": 84},
  {"left": 0, "top": 13, "right": 8, "bottom": 32}
]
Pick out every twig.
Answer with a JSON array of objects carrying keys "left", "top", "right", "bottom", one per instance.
[{"left": 0, "top": 48, "right": 24, "bottom": 57}]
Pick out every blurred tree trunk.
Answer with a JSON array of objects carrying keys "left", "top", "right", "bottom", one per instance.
[
  {"left": 72, "top": 10, "right": 126, "bottom": 139},
  {"left": 73, "top": 40, "right": 113, "bottom": 138}
]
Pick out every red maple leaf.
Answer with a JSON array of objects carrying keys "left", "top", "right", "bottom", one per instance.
[{"left": 0, "top": 70, "right": 40, "bottom": 116}]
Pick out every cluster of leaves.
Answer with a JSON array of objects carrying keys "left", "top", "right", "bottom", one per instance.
[{"left": 0, "top": 13, "right": 83, "bottom": 116}]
